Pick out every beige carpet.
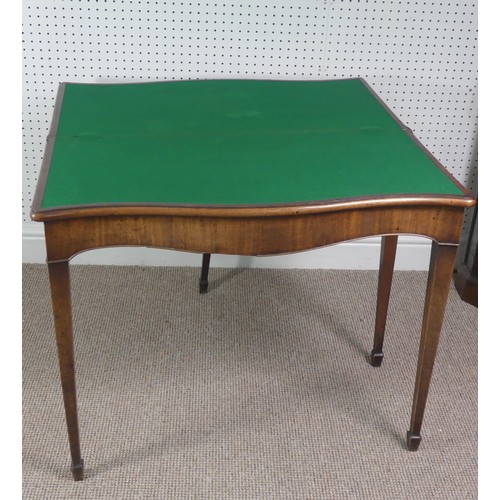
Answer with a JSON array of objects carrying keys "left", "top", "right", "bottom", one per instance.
[{"left": 22, "top": 264, "right": 477, "bottom": 499}]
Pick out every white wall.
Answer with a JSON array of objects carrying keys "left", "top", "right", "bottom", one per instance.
[{"left": 22, "top": 0, "right": 477, "bottom": 269}]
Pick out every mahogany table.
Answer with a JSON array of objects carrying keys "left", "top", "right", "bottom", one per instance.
[{"left": 30, "top": 78, "right": 476, "bottom": 481}]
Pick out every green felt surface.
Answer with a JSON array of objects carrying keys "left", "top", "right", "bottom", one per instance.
[{"left": 41, "top": 79, "right": 464, "bottom": 209}]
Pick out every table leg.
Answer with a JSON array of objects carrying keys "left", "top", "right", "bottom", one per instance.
[
  {"left": 407, "top": 241, "right": 457, "bottom": 451},
  {"left": 370, "top": 235, "right": 398, "bottom": 367},
  {"left": 199, "top": 253, "right": 211, "bottom": 294},
  {"left": 47, "top": 261, "right": 84, "bottom": 481}
]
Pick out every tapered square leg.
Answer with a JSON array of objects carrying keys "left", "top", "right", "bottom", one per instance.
[
  {"left": 48, "top": 260, "right": 84, "bottom": 481},
  {"left": 199, "top": 253, "right": 211, "bottom": 294},
  {"left": 407, "top": 242, "right": 458, "bottom": 451},
  {"left": 370, "top": 235, "right": 398, "bottom": 367}
]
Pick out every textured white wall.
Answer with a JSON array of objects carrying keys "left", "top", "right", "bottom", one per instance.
[{"left": 22, "top": 0, "right": 477, "bottom": 268}]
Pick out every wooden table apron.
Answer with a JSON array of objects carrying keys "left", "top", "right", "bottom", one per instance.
[
  {"left": 43, "top": 203, "right": 464, "bottom": 259},
  {"left": 40, "top": 198, "right": 466, "bottom": 480}
]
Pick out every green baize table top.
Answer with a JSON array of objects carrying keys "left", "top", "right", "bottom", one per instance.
[{"left": 40, "top": 78, "right": 464, "bottom": 210}]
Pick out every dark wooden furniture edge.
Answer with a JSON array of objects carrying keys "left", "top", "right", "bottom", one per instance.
[
  {"left": 453, "top": 206, "right": 478, "bottom": 307},
  {"left": 454, "top": 261, "right": 478, "bottom": 307}
]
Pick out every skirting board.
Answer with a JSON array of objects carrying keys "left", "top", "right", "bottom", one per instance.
[{"left": 22, "top": 222, "right": 432, "bottom": 270}]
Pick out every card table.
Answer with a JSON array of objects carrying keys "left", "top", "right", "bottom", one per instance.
[{"left": 31, "top": 78, "right": 476, "bottom": 481}]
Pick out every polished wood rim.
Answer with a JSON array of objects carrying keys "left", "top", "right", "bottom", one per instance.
[{"left": 31, "top": 192, "right": 475, "bottom": 222}]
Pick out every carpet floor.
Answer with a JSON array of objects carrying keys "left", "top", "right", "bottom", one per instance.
[{"left": 22, "top": 264, "right": 477, "bottom": 499}]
